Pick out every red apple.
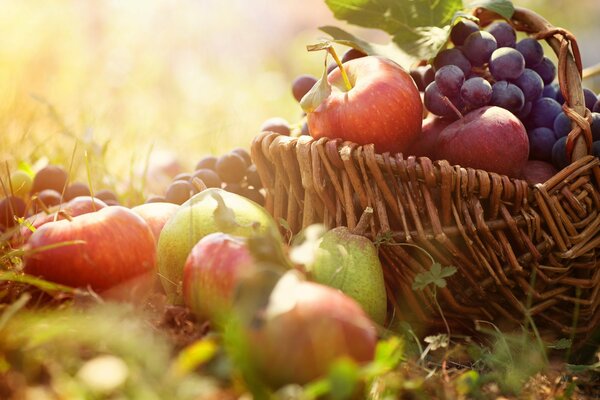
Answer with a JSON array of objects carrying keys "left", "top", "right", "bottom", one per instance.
[
  {"left": 183, "top": 232, "right": 256, "bottom": 322},
  {"left": 306, "top": 56, "right": 423, "bottom": 154},
  {"left": 406, "top": 116, "right": 453, "bottom": 159},
  {"left": 248, "top": 274, "right": 377, "bottom": 387},
  {"left": 23, "top": 206, "right": 156, "bottom": 291},
  {"left": 436, "top": 106, "right": 529, "bottom": 177},
  {"left": 521, "top": 160, "right": 557, "bottom": 185},
  {"left": 20, "top": 196, "right": 108, "bottom": 242},
  {"left": 131, "top": 202, "right": 179, "bottom": 244}
]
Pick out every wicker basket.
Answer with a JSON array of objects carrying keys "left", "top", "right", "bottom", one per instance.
[{"left": 251, "top": 7, "right": 599, "bottom": 345}]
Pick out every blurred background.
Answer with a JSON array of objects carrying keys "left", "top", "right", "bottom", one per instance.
[{"left": 0, "top": 0, "right": 599, "bottom": 196}]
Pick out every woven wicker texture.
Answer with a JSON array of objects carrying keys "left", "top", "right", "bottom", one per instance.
[{"left": 251, "top": 7, "right": 599, "bottom": 344}]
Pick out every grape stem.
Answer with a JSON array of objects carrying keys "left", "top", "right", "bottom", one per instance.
[
  {"left": 442, "top": 97, "right": 463, "bottom": 119},
  {"left": 328, "top": 47, "right": 353, "bottom": 92}
]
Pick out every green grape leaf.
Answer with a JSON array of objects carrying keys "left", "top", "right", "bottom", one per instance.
[
  {"left": 547, "top": 338, "right": 572, "bottom": 350},
  {"left": 412, "top": 262, "right": 457, "bottom": 290},
  {"left": 467, "top": 0, "right": 515, "bottom": 20},
  {"left": 319, "top": 26, "right": 377, "bottom": 55},
  {"left": 324, "top": 0, "right": 464, "bottom": 59}
]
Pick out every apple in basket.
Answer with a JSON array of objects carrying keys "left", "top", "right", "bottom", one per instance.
[
  {"left": 435, "top": 106, "right": 529, "bottom": 178},
  {"left": 301, "top": 47, "right": 422, "bottom": 155}
]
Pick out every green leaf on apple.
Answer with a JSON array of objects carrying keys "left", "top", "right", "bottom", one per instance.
[{"left": 299, "top": 49, "right": 332, "bottom": 113}]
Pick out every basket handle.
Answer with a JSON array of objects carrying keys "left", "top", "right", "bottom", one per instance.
[{"left": 475, "top": 6, "right": 592, "bottom": 164}]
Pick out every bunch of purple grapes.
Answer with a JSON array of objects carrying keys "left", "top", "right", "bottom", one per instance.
[
  {"left": 151, "top": 148, "right": 264, "bottom": 206},
  {"left": 412, "top": 19, "right": 600, "bottom": 171}
]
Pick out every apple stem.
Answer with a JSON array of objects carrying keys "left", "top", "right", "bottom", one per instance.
[
  {"left": 442, "top": 96, "right": 463, "bottom": 119},
  {"left": 328, "top": 47, "right": 353, "bottom": 92},
  {"left": 353, "top": 207, "right": 374, "bottom": 236}
]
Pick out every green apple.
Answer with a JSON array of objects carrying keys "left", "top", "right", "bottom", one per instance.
[{"left": 157, "top": 188, "right": 280, "bottom": 303}]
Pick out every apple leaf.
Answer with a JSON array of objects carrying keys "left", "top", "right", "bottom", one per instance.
[
  {"left": 467, "top": 0, "right": 515, "bottom": 20},
  {"left": 299, "top": 50, "right": 332, "bottom": 113}
]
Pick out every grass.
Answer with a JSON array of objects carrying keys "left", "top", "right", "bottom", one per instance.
[{"left": 0, "top": 1, "right": 599, "bottom": 398}]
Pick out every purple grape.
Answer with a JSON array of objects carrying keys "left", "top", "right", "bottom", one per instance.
[
  {"left": 491, "top": 81, "right": 525, "bottom": 114},
  {"left": 556, "top": 88, "right": 565, "bottom": 105},
  {"left": 410, "top": 65, "right": 434, "bottom": 91},
  {"left": 553, "top": 112, "right": 571, "bottom": 138},
  {"left": 95, "top": 189, "right": 118, "bottom": 203},
  {"left": 341, "top": 48, "right": 366, "bottom": 63},
  {"left": 433, "top": 48, "right": 472, "bottom": 75},
  {"left": 583, "top": 88, "right": 597, "bottom": 111},
  {"left": 435, "top": 65, "right": 465, "bottom": 97},
  {"left": 460, "top": 77, "right": 492, "bottom": 108},
  {"left": 424, "top": 82, "right": 458, "bottom": 118},
  {"left": 542, "top": 83, "right": 559, "bottom": 100},
  {"left": 594, "top": 99, "right": 600, "bottom": 113},
  {"left": 552, "top": 136, "right": 569, "bottom": 169},
  {"left": 64, "top": 182, "right": 91, "bottom": 201},
  {"left": 513, "top": 69, "right": 544, "bottom": 102},
  {"left": 517, "top": 101, "right": 533, "bottom": 120},
  {"left": 0, "top": 196, "right": 26, "bottom": 228},
  {"left": 531, "top": 97, "right": 563, "bottom": 129},
  {"left": 486, "top": 21, "right": 517, "bottom": 48},
  {"left": 528, "top": 127, "right": 557, "bottom": 161},
  {"left": 423, "top": 66, "right": 435, "bottom": 87},
  {"left": 165, "top": 181, "right": 194, "bottom": 205},
  {"left": 489, "top": 48, "right": 525, "bottom": 80},
  {"left": 531, "top": 57, "right": 556, "bottom": 85},
  {"left": 592, "top": 113, "right": 600, "bottom": 141},
  {"left": 192, "top": 169, "right": 221, "bottom": 188},
  {"left": 463, "top": 31, "right": 497, "bottom": 67},
  {"left": 196, "top": 156, "right": 217, "bottom": 171},
  {"left": 516, "top": 38, "right": 544, "bottom": 67},
  {"left": 593, "top": 141, "right": 600, "bottom": 158},
  {"left": 450, "top": 19, "right": 480, "bottom": 46},
  {"left": 292, "top": 75, "right": 318, "bottom": 102}
]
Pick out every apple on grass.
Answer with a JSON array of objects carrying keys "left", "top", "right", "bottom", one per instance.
[
  {"left": 246, "top": 272, "right": 377, "bottom": 388},
  {"left": 24, "top": 206, "right": 156, "bottom": 292},
  {"left": 301, "top": 47, "right": 422, "bottom": 155},
  {"left": 20, "top": 196, "right": 108, "bottom": 242},
  {"left": 156, "top": 188, "right": 281, "bottom": 304},
  {"left": 131, "top": 202, "right": 179, "bottom": 244},
  {"left": 183, "top": 232, "right": 257, "bottom": 324}
]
